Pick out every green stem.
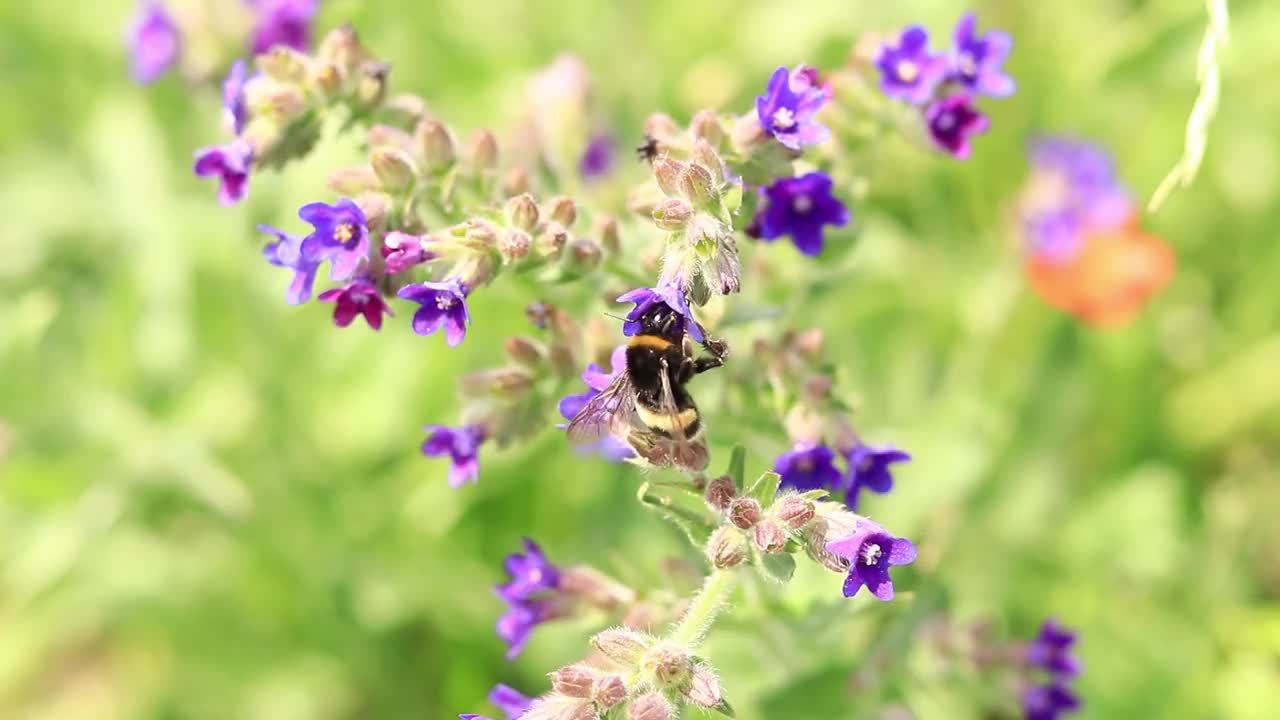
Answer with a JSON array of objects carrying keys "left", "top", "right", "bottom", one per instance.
[{"left": 669, "top": 569, "right": 737, "bottom": 649}]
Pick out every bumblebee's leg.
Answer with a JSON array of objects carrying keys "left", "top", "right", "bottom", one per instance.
[{"left": 692, "top": 354, "right": 724, "bottom": 374}]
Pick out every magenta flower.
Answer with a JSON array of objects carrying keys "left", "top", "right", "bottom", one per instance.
[
  {"left": 260, "top": 224, "right": 321, "bottom": 305},
  {"left": 776, "top": 444, "right": 843, "bottom": 493},
  {"left": 925, "top": 94, "right": 989, "bottom": 159},
  {"left": 421, "top": 424, "right": 486, "bottom": 487},
  {"left": 754, "top": 172, "right": 850, "bottom": 257},
  {"left": 317, "top": 279, "right": 393, "bottom": 329},
  {"left": 843, "top": 443, "right": 911, "bottom": 510},
  {"left": 223, "top": 60, "right": 249, "bottom": 136},
  {"left": 875, "top": 27, "right": 947, "bottom": 104},
  {"left": 398, "top": 278, "right": 471, "bottom": 346},
  {"left": 1025, "top": 620, "right": 1083, "bottom": 679},
  {"left": 381, "top": 231, "right": 434, "bottom": 274},
  {"left": 1022, "top": 683, "right": 1081, "bottom": 720},
  {"left": 949, "top": 13, "right": 1015, "bottom": 98},
  {"left": 298, "top": 198, "right": 369, "bottom": 281},
  {"left": 755, "top": 66, "right": 831, "bottom": 150},
  {"left": 128, "top": 2, "right": 181, "bottom": 84},
  {"left": 827, "top": 522, "right": 917, "bottom": 601},
  {"left": 194, "top": 139, "right": 253, "bottom": 206},
  {"left": 247, "top": 0, "right": 318, "bottom": 54},
  {"left": 617, "top": 284, "right": 704, "bottom": 343}
]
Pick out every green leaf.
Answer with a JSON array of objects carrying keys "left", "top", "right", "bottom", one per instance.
[
  {"left": 798, "top": 489, "right": 830, "bottom": 501},
  {"left": 726, "top": 445, "right": 746, "bottom": 490},
  {"left": 637, "top": 481, "right": 713, "bottom": 547},
  {"left": 746, "top": 470, "right": 781, "bottom": 505},
  {"left": 756, "top": 551, "right": 796, "bottom": 585},
  {"left": 711, "top": 698, "right": 736, "bottom": 718}
]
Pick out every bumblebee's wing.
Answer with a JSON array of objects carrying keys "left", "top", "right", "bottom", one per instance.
[
  {"left": 656, "top": 357, "right": 710, "bottom": 472},
  {"left": 566, "top": 372, "right": 640, "bottom": 445}
]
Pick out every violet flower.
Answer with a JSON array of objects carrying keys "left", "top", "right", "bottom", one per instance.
[
  {"left": 223, "top": 60, "right": 249, "bottom": 136},
  {"left": 260, "top": 224, "right": 321, "bottom": 304},
  {"left": 488, "top": 685, "right": 534, "bottom": 719},
  {"left": 421, "top": 424, "right": 486, "bottom": 487},
  {"left": 497, "top": 598, "right": 555, "bottom": 660},
  {"left": 247, "top": 0, "right": 318, "bottom": 54},
  {"left": 495, "top": 538, "right": 564, "bottom": 660},
  {"left": 776, "top": 444, "right": 842, "bottom": 493},
  {"left": 755, "top": 65, "right": 831, "bottom": 150},
  {"left": 754, "top": 172, "right": 850, "bottom": 257},
  {"left": 949, "top": 13, "right": 1016, "bottom": 98},
  {"left": 298, "top": 198, "right": 369, "bottom": 282},
  {"left": 398, "top": 278, "right": 471, "bottom": 346},
  {"left": 1025, "top": 619, "right": 1083, "bottom": 679},
  {"left": 843, "top": 443, "right": 911, "bottom": 510},
  {"left": 580, "top": 134, "right": 615, "bottom": 180},
  {"left": 558, "top": 347, "right": 635, "bottom": 462},
  {"left": 617, "top": 284, "right": 704, "bottom": 343},
  {"left": 925, "top": 94, "right": 989, "bottom": 159},
  {"left": 381, "top": 231, "right": 434, "bottom": 274},
  {"left": 1022, "top": 682, "right": 1081, "bottom": 720},
  {"left": 1021, "top": 138, "right": 1134, "bottom": 263},
  {"left": 827, "top": 522, "right": 918, "bottom": 601},
  {"left": 194, "top": 139, "right": 253, "bottom": 206},
  {"left": 317, "top": 279, "right": 393, "bottom": 329},
  {"left": 875, "top": 27, "right": 947, "bottom": 104},
  {"left": 128, "top": 2, "right": 181, "bottom": 84},
  {"left": 496, "top": 539, "right": 561, "bottom": 602}
]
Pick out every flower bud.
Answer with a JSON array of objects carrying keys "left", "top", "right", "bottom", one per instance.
[
  {"left": 499, "top": 229, "right": 533, "bottom": 262},
  {"left": 644, "top": 113, "right": 681, "bottom": 145},
  {"left": 504, "top": 336, "right": 547, "bottom": 368},
  {"left": 503, "top": 166, "right": 531, "bottom": 197},
  {"left": 679, "top": 162, "right": 716, "bottom": 205},
  {"left": 621, "top": 602, "right": 664, "bottom": 632},
  {"left": 311, "top": 61, "right": 343, "bottom": 98},
  {"left": 354, "top": 193, "right": 391, "bottom": 231},
  {"left": 730, "top": 113, "right": 769, "bottom": 149},
  {"left": 802, "top": 375, "right": 833, "bottom": 403},
  {"left": 462, "top": 220, "right": 499, "bottom": 250},
  {"left": 467, "top": 129, "right": 500, "bottom": 170},
  {"left": 689, "top": 111, "right": 724, "bottom": 146},
  {"left": 317, "top": 24, "right": 369, "bottom": 78},
  {"left": 559, "top": 565, "right": 636, "bottom": 611},
  {"left": 564, "top": 238, "right": 602, "bottom": 274},
  {"left": 591, "top": 628, "right": 651, "bottom": 668},
  {"left": 627, "top": 693, "right": 673, "bottom": 720},
  {"left": 536, "top": 228, "right": 568, "bottom": 258},
  {"left": 643, "top": 642, "right": 690, "bottom": 688},
  {"left": 245, "top": 76, "right": 306, "bottom": 121},
  {"left": 703, "top": 474, "right": 737, "bottom": 511},
  {"left": 691, "top": 139, "right": 726, "bottom": 185},
  {"left": 327, "top": 165, "right": 381, "bottom": 195},
  {"left": 504, "top": 193, "right": 541, "bottom": 231},
  {"left": 753, "top": 520, "right": 788, "bottom": 554},
  {"left": 804, "top": 519, "right": 850, "bottom": 573},
  {"left": 773, "top": 495, "right": 816, "bottom": 530},
  {"left": 728, "top": 498, "right": 762, "bottom": 529},
  {"left": 706, "top": 526, "right": 747, "bottom": 569},
  {"left": 550, "top": 665, "right": 599, "bottom": 698},
  {"left": 683, "top": 667, "right": 723, "bottom": 709},
  {"left": 368, "top": 124, "right": 414, "bottom": 151},
  {"left": 593, "top": 215, "right": 620, "bottom": 256},
  {"left": 416, "top": 119, "right": 456, "bottom": 170},
  {"left": 371, "top": 146, "right": 418, "bottom": 191},
  {"left": 385, "top": 93, "right": 430, "bottom": 123},
  {"left": 651, "top": 156, "right": 687, "bottom": 198},
  {"left": 652, "top": 198, "right": 694, "bottom": 231},
  {"left": 356, "top": 61, "right": 390, "bottom": 109},
  {"left": 256, "top": 46, "right": 310, "bottom": 84},
  {"left": 545, "top": 196, "right": 577, "bottom": 227},
  {"left": 461, "top": 367, "right": 534, "bottom": 398},
  {"left": 796, "top": 328, "right": 824, "bottom": 357},
  {"left": 592, "top": 675, "right": 627, "bottom": 708}
]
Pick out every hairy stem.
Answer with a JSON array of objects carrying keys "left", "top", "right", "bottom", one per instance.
[{"left": 669, "top": 569, "right": 737, "bottom": 648}]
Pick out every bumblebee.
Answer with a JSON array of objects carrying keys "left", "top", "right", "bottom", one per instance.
[{"left": 567, "top": 305, "right": 726, "bottom": 471}]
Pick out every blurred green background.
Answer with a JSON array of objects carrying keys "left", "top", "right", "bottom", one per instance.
[{"left": 3, "top": 0, "right": 1279, "bottom": 718}]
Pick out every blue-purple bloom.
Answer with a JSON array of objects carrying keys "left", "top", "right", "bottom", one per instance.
[
  {"left": 223, "top": 60, "right": 249, "bottom": 136},
  {"left": 380, "top": 231, "right": 435, "bottom": 273},
  {"left": 298, "top": 198, "right": 369, "bottom": 281},
  {"left": 497, "top": 539, "right": 561, "bottom": 602},
  {"left": 487, "top": 685, "right": 534, "bottom": 719},
  {"left": 755, "top": 66, "right": 832, "bottom": 150},
  {"left": 1025, "top": 620, "right": 1083, "bottom": 679},
  {"left": 558, "top": 347, "right": 635, "bottom": 462},
  {"left": 827, "top": 522, "right": 917, "bottom": 601},
  {"left": 260, "top": 224, "right": 321, "bottom": 304},
  {"left": 843, "top": 443, "right": 911, "bottom": 510},
  {"left": 617, "top": 284, "right": 704, "bottom": 343},
  {"left": 1022, "top": 682, "right": 1081, "bottom": 720},
  {"left": 317, "top": 279, "right": 392, "bottom": 329},
  {"left": 128, "top": 2, "right": 181, "bottom": 84},
  {"left": 1020, "top": 138, "right": 1134, "bottom": 263},
  {"left": 247, "top": 0, "right": 318, "bottom": 54},
  {"left": 495, "top": 539, "right": 564, "bottom": 660},
  {"left": 925, "top": 94, "right": 989, "bottom": 159},
  {"left": 949, "top": 13, "right": 1016, "bottom": 98},
  {"left": 580, "top": 134, "right": 615, "bottom": 179},
  {"left": 876, "top": 27, "right": 947, "bottom": 104},
  {"left": 398, "top": 278, "right": 471, "bottom": 346},
  {"left": 776, "top": 444, "right": 842, "bottom": 493},
  {"left": 421, "top": 424, "right": 486, "bottom": 487},
  {"left": 194, "top": 139, "right": 253, "bottom": 206},
  {"left": 754, "top": 172, "right": 850, "bottom": 257}
]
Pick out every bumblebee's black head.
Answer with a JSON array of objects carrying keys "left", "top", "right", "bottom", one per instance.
[{"left": 634, "top": 303, "right": 686, "bottom": 342}]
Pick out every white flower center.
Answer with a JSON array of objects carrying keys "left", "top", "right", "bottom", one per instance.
[
  {"left": 436, "top": 294, "right": 455, "bottom": 310},
  {"left": 771, "top": 107, "right": 797, "bottom": 130},
  {"left": 792, "top": 194, "right": 813, "bottom": 214},
  {"left": 861, "top": 543, "right": 882, "bottom": 566},
  {"left": 959, "top": 52, "right": 978, "bottom": 78},
  {"left": 896, "top": 60, "right": 919, "bottom": 83},
  {"left": 334, "top": 223, "right": 354, "bottom": 243}
]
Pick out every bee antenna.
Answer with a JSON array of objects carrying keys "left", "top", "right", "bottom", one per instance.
[{"left": 603, "top": 312, "right": 628, "bottom": 323}]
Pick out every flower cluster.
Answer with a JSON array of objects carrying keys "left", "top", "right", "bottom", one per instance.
[
  {"left": 1019, "top": 137, "right": 1175, "bottom": 325},
  {"left": 875, "top": 13, "right": 1014, "bottom": 158},
  {"left": 1021, "top": 620, "right": 1083, "bottom": 720}
]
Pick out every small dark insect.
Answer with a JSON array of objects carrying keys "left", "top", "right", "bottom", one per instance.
[
  {"left": 635, "top": 135, "right": 660, "bottom": 163},
  {"left": 526, "top": 301, "right": 552, "bottom": 329},
  {"left": 567, "top": 304, "right": 727, "bottom": 472}
]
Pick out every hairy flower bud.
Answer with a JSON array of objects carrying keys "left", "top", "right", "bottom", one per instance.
[
  {"left": 356, "top": 61, "right": 390, "bottom": 109},
  {"left": 652, "top": 198, "right": 694, "bottom": 231},
  {"left": 559, "top": 565, "right": 636, "bottom": 610},
  {"left": 564, "top": 238, "right": 602, "bottom": 274},
  {"left": 311, "top": 61, "right": 343, "bottom": 98},
  {"left": 730, "top": 113, "right": 770, "bottom": 149},
  {"left": 245, "top": 76, "right": 306, "bottom": 121},
  {"left": 504, "top": 336, "right": 547, "bottom": 368},
  {"left": 505, "top": 193, "right": 541, "bottom": 231},
  {"left": 728, "top": 498, "right": 762, "bottom": 529},
  {"left": 804, "top": 519, "right": 851, "bottom": 573},
  {"left": 327, "top": 165, "right": 381, "bottom": 195},
  {"left": 592, "top": 675, "right": 627, "bottom": 708},
  {"left": 550, "top": 665, "right": 599, "bottom": 698},
  {"left": 461, "top": 367, "right": 534, "bottom": 398},
  {"left": 796, "top": 328, "right": 824, "bottom": 357},
  {"left": 499, "top": 229, "right": 533, "bottom": 262},
  {"left": 503, "top": 166, "right": 531, "bottom": 197},
  {"left": 416, "top": 119, "right": 456, "bottom": 170},
  {"left": 802, "top": 374, "right": 833, "bottom": 403},
  {"left": 643, "top": 642, "right": 691, "bottom": 688},
  {"left": 679, "top": 162, "right": 716, "bottom": 205},
  {"left": 706, "top": 526, "right": 747, "bottom": 569},
  {"left": 592, "top": 628, "right": 651, "bottom": 668},
  {"left": 753, "top": 521, "right": 788, "bottom": 554},
  {"left": 462, "top": 220, "right": 499, "bottom": 250},
  {"left": 545, "top": 196, "right": 577, "bottom": 227},
  {"left": 536, "top": 228, "right": 568, "bottom": 258},
  {"left": 683, "top": 667, "right": 723, "bottom": 709},
  {"left": 355, "top": 192, "right": 391, "bottom": 231},
  {"left": 256, "top": 46, "right": 310, "bottom": 84},
  {"left": 467, "top": 128, "right": 500, "bottom": 170},
  {"left": 368, "top": 124, "right": 414, "bottom": 151},
  {"left": 371, "top": 146, "right": 417, "bottom": 191},
  {"left": 691, "top": 139, "right": 726, "bottom": 185},
  {"left": 644, "top": 113, "right": 681, "bottom": 145},
  {"left": 704, "top": 474, "right": 737, "bottom": 511},
  {"left": 652, "top": 156, "right": 687, "bottom": 198},
  {"left": 773, "top": 495, "right": 816, "bottom": 530},
  {"left": 385, "top": 93, "right": 430, "bottom": 123},
  {"left": 593, "top": 215, "right": 620, "bottom": 256},
  {"left": 627, "top": 693, "right": 673, "bottom": 720},
  {"left": 689, "top": 111, "right": 725, "bottom": 145},
  {"left": 317, "top": 24, "right": 370, "bottom": 78}
]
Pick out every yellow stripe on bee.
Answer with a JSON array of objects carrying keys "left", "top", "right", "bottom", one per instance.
[
  {"left": 628, "top": 334, "right": 673, "bottom": 351},
  {"left": 635, "top": 404, "right": 699, "bottom": 433}
]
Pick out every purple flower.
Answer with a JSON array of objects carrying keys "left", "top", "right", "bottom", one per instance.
[
  {"left": 1025, "top": 620, "right": 1083, "bottom": 679},
  {"left": 317, "top": 279, "right": 393, "bottom": 329},
  {"left": 1021, "top": 138, "right": 1134, "bottom": 263},
  {"left": 843, "top": 443, "right": 911, "bottom": 510},
  {"left": 398, "top": 278, "right": 471, "bottom": 346},
  {"left": 754, "top": 172, "right": 850, "bottom": 257},
  {"left": 194, "top": 139, "right": 253, "bottom": 206},
  {"left": 421, "top": 424, "right": 486, "bottom": 487},
  {"left": 580, "top": 134, "right": 615, "bottom": 180},
  {"left": 617, "top": 284, "right": 704, "bottom": 343},
  {"left": 496, "top": 597, "right": 555, "bottom": 660},
  {"left": 260, "top": 224, "right": 321, "bottom": 305},
  {"left": 755, "top": 66, "right": 831, "bottom": 150},
  {"left": 1022, "top": 682, "right": 1081, "bottom": 720},
  {"left": 128, "top": 2, "right": 181, "bottom": 84},
  {"left": 381, "top": 231, "right": 434, "bottom": 274},
  {"left": 949, "top": 13, "right": 1016, "bottom": 98},
  {"left": 297, "top": 198, "right": 369, "bottom": 281},
  {"left": 223, "top": 60, "right": 249, "bottom": 136},
  {"left": 558, "top": 348, "right": 635, "bottom": 462},
  {"left": 496, "top": 539, "right": 561, "bottom": 602},
  {"left": 875, "top": 27, "right": 947, "bottom": 104},
  {"left": 776, "top": 444, "right": 843, "bottom": 493},
  {"left": 925, "top": 94, "right": 989, "bottom": 159},
  {"left": 247, "top": 0, "right": 317, "bottom": 54},
  {"left": 489, "top": 685, "right": 534, "bottom": 719},
  {"left": 827, "top": 522, "right": 918, "bottom": 601}
]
